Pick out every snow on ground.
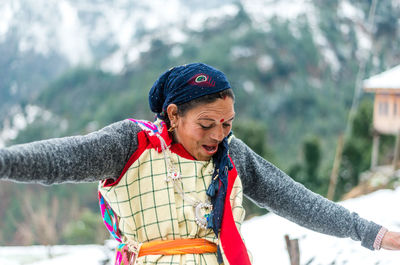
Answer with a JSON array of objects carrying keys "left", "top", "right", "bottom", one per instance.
[
  {"left": 1, "top": 187, "right": 400, "bottom": 264},
  {"left": 242, "top": 187, "right": 400, "bottom": 265},
  {"left": 0, "top": 245, "right": 111, "bottom": 265}
]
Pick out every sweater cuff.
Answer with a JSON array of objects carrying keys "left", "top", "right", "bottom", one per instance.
[
  {"left": 373, "top": 227, "right": 388, "bottom": 250},
  {"left": 361, "top": 221, "right": 382, "bottom": 250}
]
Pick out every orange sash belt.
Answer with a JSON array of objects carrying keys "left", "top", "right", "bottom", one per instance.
[{"left": 138, "top": 238, "right": 217, "bottom": 257}]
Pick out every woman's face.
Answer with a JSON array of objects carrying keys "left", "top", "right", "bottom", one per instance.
[{"left": 169, "top": 97, "right": 235, "bottom": 161}]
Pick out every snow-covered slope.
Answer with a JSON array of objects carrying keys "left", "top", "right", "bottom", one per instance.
[
  {"left": 0, "top": 245, "right": 110, "bottom": 265},
  {"left": 0, "top": 0, "right": 375, "bottom": 74},
  {"left": 0, "top": 0, "right": 239, "bottom": 73},
  {"left": 242, "top": 187, "right": 400, "bottom": 265}
]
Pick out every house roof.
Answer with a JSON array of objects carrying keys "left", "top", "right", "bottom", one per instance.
[{"left": 363, "top": 64, "right": 400, "bottom": 92}]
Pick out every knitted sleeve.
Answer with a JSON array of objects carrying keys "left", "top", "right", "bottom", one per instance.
[
  {"left": 228, "top": 136, "right": 382, "bottom": 250},
  {"left": 0, "top": 119, "right": 141, "bottom": 185}
]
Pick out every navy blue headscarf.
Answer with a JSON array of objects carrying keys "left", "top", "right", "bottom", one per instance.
[
  {"left": 149, "top": 63, "right": 233, "bottom": 263},
  {"left": 149, "top": 63, "right": 231, "bottom": 118}
]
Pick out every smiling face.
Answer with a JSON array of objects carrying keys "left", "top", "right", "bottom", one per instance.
[{"left": 167, "top": 97, "right": 235, "bottom": 161}]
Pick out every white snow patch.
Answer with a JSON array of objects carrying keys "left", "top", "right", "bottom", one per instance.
[
  {"left": 340, "top": 23, "right": 350, "bottom": 35},
  {"left": 170, "top": 45, "right": 183, "bottom": 58},
  {"left": 168, "top": 28, "right": 187, "bottom": 43},
  {"left": 0, "top": 245, "right": 109, "bottom": 265},
  {"left": 321, "top": 46, "right": 341, "bottom": 73},
  {"left": 354, "top": 27, "right": 372, "bottom": 59},
  {"left": 19, "top": 22, "right": 51, "bottom": 55},
  {"left": 242, "top": 187, "right": 400, "bottom": 265},
  {"left": 242, "top": 0, "right": 312, "bottom": 25},
  {"left": 243, "top": 0, "right": 342, "bottom": 73},
  {"left": 257, "top": 55, "right": 274, "bottom": 73},
  {"left": 96, "top": 2, "right": 235, "bottom": 72},
  {"left": 142, "top": 0, "right": 185, "bottom": 31},
  {"left": 100, "top": 50, "right": 126, "bottom": 74},
  {"left": 10, "top": 82, "right": 18, "bottom": 95},
  {"left": 339, "top": 1, "right": 372, "bottom": 61},
  {"left": 339, "top": 0, "right": 364, "bottom": 21},
  {"left": 128, "top": 41, "right": 151, "bottom": 61},
  {"left": 0, "top": 2, "right": 13, "bottom": 38},
  {"left": 100, "top": 6, "right": 135, "bottom": 49},
  {"left": 363, "top": 64, "right": 400, "bottom": 90},
  {"left": 243, "top": 80, "right": 255, "bottom": 93},
  {"left": 230, "top": 46, "right": 254, "bottom": 59},
  {"left": 100, "top": 41, "right": 151, "bottom": 74},
  {"left": 57, "top": 1, "right": 92, "bottom": 65},
  {"left": 186, "top": 4, "right": 239, "bottom": 31},
  {"left": 306, "top": 4, "right": 341, "bottom": 74},
  {"left": 0, "top": 105, "right": 55, "bottom": 148}
]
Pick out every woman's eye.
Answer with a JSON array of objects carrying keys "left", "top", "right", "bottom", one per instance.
[
  {"left": 200, "top": 124, "right": 212, "bottom": 129},
  {"left": 223, "top": 123, "right": 231, "bottom": 128}
]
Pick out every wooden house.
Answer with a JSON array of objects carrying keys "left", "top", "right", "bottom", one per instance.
[{"left": 363, "top": 64, "right": 400, "bottom": 169}]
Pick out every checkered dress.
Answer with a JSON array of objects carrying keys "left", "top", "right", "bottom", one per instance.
[{"left": 98, "top": 120, "right": 246, "bottom": 265}]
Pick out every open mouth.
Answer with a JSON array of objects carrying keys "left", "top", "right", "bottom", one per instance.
[{"left": 202, "top": 145, "right": 218, "bottom": 155}]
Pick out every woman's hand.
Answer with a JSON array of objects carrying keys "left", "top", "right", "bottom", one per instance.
[{"left": 381, "top": 231, "right": 400, "bottom": 250}]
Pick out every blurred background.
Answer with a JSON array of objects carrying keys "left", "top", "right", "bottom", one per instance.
[{"left": 0, "top": 0, "right": 399, "bottom": 257}]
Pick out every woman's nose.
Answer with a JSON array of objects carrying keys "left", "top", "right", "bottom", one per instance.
[{"left": 210, "top": 126, "right": 224, "bottom": 142}]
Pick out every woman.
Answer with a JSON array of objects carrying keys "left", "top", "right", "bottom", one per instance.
[{"left": 0, "top": 63, "right": 399, "bottom": 265}]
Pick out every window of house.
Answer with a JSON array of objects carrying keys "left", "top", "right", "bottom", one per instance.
[{"left": 379, "top": 101, "right": 389, "bottom": 116}]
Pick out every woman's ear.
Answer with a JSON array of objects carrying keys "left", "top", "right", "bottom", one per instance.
[{"left": 167, "top": 104, "right": 179, "bottom": 126}]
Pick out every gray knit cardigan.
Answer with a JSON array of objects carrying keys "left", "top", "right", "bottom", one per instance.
[{"left": 0, "top": 119, "right": 381, "bottom": 249}]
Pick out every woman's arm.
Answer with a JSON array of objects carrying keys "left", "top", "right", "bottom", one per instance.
[
  {"left": 0, "top": 120, "right": 141, "bottom": 185},
  {"left": 229, "top": 136, "right": 382, "bottom": 250}
]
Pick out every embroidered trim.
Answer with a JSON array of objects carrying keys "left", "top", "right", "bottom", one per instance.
[
  {"left": 188, "top": 73, "right": 216, "bottom": 87},
  {"left": 98, "top": 192, "right": 122, "bottom": 242},
  {"left": 195, "top": 74, "right": 208, "bottom": 83},
  {"left": 115, "top": 241, "right": 142, "bottom": 265}
]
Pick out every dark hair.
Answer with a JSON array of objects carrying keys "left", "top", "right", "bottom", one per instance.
[{"left": 163, "top": 88, "right": 235, "bottom": 128}]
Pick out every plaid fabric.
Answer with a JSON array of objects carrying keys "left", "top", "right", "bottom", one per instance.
[{"left": 99, "top": 137, "right": 246, "bottom": 265}]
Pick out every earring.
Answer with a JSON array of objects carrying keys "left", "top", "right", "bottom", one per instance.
[{"left": 168, "top": 124, "right": 176, "bottom": 132}]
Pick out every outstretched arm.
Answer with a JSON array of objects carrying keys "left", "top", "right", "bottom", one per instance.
[
  {"left": 229, "top": 136, "right": 388, "bottom": 250},
  {"left": 0, "top": 120, "right": 141, "bottom": 185}
]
